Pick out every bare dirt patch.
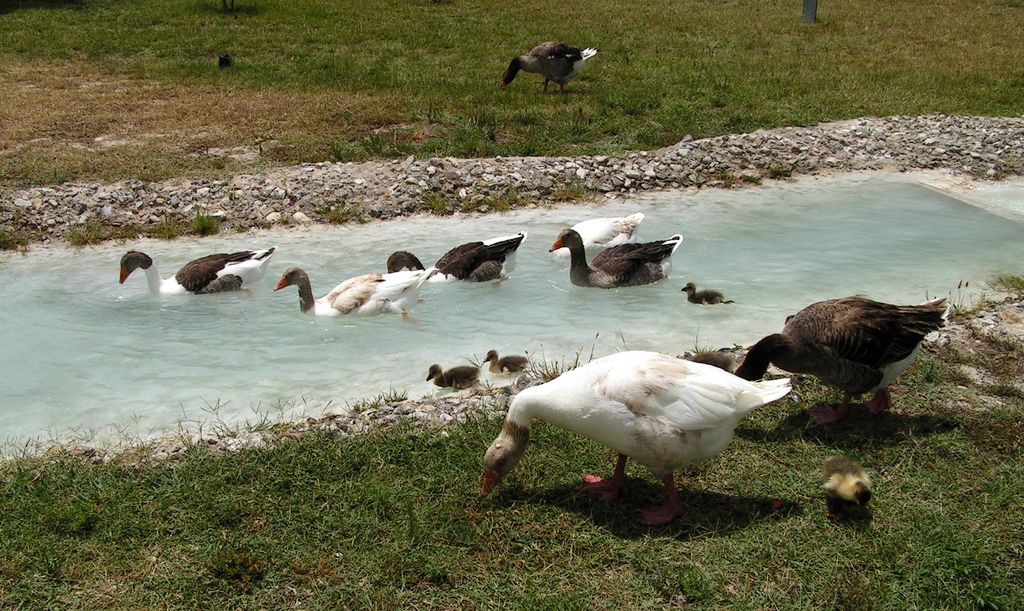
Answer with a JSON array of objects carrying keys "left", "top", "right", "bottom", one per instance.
[{"left": 0, "top": 62, "right": 395, "bottom": 186}]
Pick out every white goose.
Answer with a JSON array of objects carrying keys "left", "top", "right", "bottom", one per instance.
[
  {"left": 273, "top": 267, "right": 432, "bottom": 319},
  {"left": 118, "top": 247, "right": 276, "bottom": 295},
  {"left": 551, "top": 212, "right": 645, "bottom": 259},
  {"left": 481, "top": 351, "right": 791, "bottom": 525}
]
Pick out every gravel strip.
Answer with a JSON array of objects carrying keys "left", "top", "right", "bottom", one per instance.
[{"left": 4, "top": 115, "right": 1023, "bottom": 244}]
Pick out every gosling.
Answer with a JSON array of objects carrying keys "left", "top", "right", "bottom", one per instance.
[
  {"left": 682, "top": 282, "right": 734, "bottom": 305},
  {"left": 483, "top": 350, "right": 528, "bottom": 374},
  {"left": 822, "top": 456, "right": 872, "bottom": 517},
  {"left": 687, "top": 350, "right": 736, "bottom": 373},
  {"left": 426, "top": 364, "right": 480, "bottom": 390}
]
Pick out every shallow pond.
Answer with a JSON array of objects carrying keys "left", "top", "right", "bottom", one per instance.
[{"left": 2, "top": 172, "right": 1022, "bottom": 444}]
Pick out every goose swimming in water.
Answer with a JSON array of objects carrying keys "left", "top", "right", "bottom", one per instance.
[
  {"left": 550, "top": 213, "right": 645, "bottom": 259},
  {"left": 427, "top": 232, "right": 528, "bottom": 283},
  {"left": 550, "top": 228, "right": 683, "bottom": 288},
  {"left": 273, "top": 267, "right": 431, "bottom": 319},
  {"left": 118, "top": 247, "right": 276, "bottom": 295},
  {"left": 682, "top": 282, "right": 733, "bottom": 304},
  {"left": 735, "top": 296, "right": 948, "bottom": 425}
]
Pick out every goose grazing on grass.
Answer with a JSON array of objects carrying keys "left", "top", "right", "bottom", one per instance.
[
  {"left": 480, "top": 351, "right": 792, "bottom": 525},
  {"left": 483, "top": 350, "right": 528, "bottom": 374},
  {"left": 273, "top": 267, "right": 431, "bottom": 319},
  {"left": 428, "top": 232, "right": 527, "bottom": 283},
  {"left": 118, "top": 247, "right": 276, "bottom": 295},
  {"left": 682, "top": 282, "right": 734, "bottom": 304},
  {"left": 550, "top": 228, "right": 683, "bottom": 288},
  {"left": 735, "top": 296, "right": 948, "bottom": 425},
  {"left": 500, "top": 42, "right": 598, "bottom": 93},
  {"left": 427, "top": 364, "right": 480, "bottom": 390},
  {"left": 386, "top": 251, "right": 425, "bottom": 273},
  {"left": 551, "top": 213, "right": 645, "bottom": 259}
]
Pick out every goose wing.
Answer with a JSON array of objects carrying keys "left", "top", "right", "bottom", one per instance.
[
  {"left": 789, "top": 297, "right": 946, "bottom": 368},
  {"left": 590, "top": 239, "right": 677, "bottom": 280},
  {"left": 324, "top": 273, "right": 385, "bottom": 314},
  {"left": 591, "top": 352, "right": 790, "bottom": 431},
  {"left": 435, "top": 233, "right": 525, "bottom": 279},
  {"left": 175, "top": 250, "right": 267, "bottom": 293}
]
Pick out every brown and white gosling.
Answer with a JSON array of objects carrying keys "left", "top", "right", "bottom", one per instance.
[
  {"left": 822, "top": 456, "right": 872, "bottom": 518},
  {"left": 427, "top": 364, "right": 480, "bottom": 390},
  {"left": 483, "top": 350, "right": 528, "bottom": 374},
  {"left": 682, "top": 282, "right": 733, "bottom": 304}
]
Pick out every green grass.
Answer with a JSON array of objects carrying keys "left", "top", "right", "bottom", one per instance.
[
  {"left": 991, "top": 274, "right": 1024, "bottom": 295},
  {"left": 192, "top": 212, "right": 221, "bottom": 236},
  {"left": 2, "top": 0, "right": 1023, "bottom": 185},
  {"left": 1, "top": 351, "right": 1022, "bottom": 608},
  {"left": 0, "top": 226, "right": 30, "bottom": 251}
]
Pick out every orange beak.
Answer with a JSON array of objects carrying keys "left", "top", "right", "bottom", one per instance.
[
  {"left": 118, "top": 268, "right": 129, "bottom": 284},
  {"left": 273, "top": 277, "right": 289, "bottom": 291},
  {"left": 480, "top": 469, "right": 502, "bottom": 496},
  {"left": 499, "top": 81, "right": 506, "bottom": 91},
  {"left": 549, "top": 238, "right": 565, "bottom": 252}
]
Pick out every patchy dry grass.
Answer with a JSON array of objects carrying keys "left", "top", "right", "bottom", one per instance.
[{"left": 2, "top": 0, "right": 1023, "bottom": 186}]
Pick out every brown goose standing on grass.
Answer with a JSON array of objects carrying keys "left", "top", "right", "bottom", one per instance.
[
  {"left": 118, "top": 247, "right": 276, "bottom": 295},
  {"left": 682, "top": 282, "right": 734, "bottom": 304},
  {"left": 427, "top": 364, "right": 481, "bottom": 390},
  {"left": 483, "top": 350, "right": 528, "bottom": 374},
  {"left": 735, "top": 296, "right": 948, "bottom": 425},
  {"left": 549, "top": 228, "right": 683, "bottom": 288},
  {"left": 500, "top": 42, "right": 598, "bottom": 93},
  {"left": 427, "top": 232, "right": 528, "bottom": 283},
  {"left": 387, "top": 251, "right": 425, "bottom": 273}
]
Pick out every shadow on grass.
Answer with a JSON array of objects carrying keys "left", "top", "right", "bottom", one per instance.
[
  {"left": 0, "top": 0, "right": 84, "bottom": 15},
  {"left": 737, "top": 407, "right": 960, "bottom": 448},
  {"left": 489, "top": 479, "right": 803, "bottom": 540}
]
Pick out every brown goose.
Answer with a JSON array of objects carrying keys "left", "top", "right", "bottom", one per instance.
[
  {"left": 427, "top": 232, "right": 527, "bottom": 283},
  {"left": 549, "top": 228, "right": 683, "bottom": 288},
  {"left": 386, "top": 251, "right": 425, "bottom": 273},
  {"left": 427, "top": 364, "right": 480, "bottom": 390},
  {"left": 118, "top": 247, "right": 276, "bottom": 295},
  {"left": 735, "top": 296, "right": 948, "bottom": 425},
  {"left": 500, "top": 42, "right": 598, "bottom": 93},
  {"left": 682, "top": 282, "right": 734, "bottom": 304},
  {"left": 483, "top": 350, "right": 528, "bottom": 374}
]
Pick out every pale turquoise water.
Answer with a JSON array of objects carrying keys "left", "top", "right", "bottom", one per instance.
[{"left": 1, "top": 173, "right": 1022, "bottom": 444}]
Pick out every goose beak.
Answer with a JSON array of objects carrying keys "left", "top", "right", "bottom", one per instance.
[
  {"left": 273, "top": 277, "right": 289, "bottom": 291},
  {"left": 481, "top": 469, "right": 502, "bottom": 496},
  {"left": 549, "top": 238, "right": 564, "bottom": 252},
  {"left": 499, "top": 81, "right": 506, "bottom": 90},
  {"left": 118, "top": 268, "right": 129, "bottom": 284}
]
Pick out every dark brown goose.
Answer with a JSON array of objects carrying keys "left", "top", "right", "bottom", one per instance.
[
  {"left": 483, "top": 350, "right": 528, "bottom": 374},
  {"left": 386, "top": 251, "right": 425, "bottom": 273},
  {"left": 549, "top": 228, "right": 683, "bottom": 288},
  {"left": 500, "top": 42, "right": 598, "bottom": 93},
  {"left": 735, "top": 296, "right": 947, "bottom": 425},
  {"left": 428, "top": 232, "right": 527, "bottom": 283},
  {"left": 427, "top": 364, "right": 480, "bottom": 390},
  {"left": 682, "top": 282, "right": 734, "bottom": 304},
  {"left": 118, "top": 247, "right": 276, "bottom": 295}
]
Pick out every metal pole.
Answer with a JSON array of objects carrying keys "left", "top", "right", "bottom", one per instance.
[{"left": 803, "top": 0, "right": 818, "bottom": 24}]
